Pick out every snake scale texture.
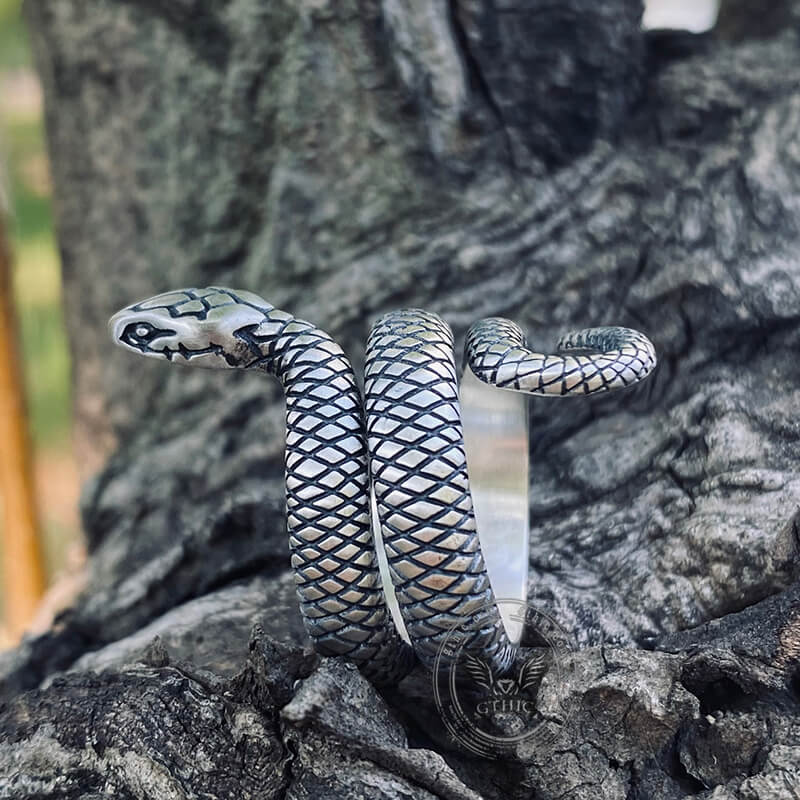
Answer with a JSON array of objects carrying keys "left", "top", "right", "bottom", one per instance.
[
  {"left": 110, "top": 287, "right": 656, "bottom": 684},
  {"left": 365, "top": 310, "right": 514, "bottom": 670}
]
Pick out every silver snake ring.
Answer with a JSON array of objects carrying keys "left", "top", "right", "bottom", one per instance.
[{"left": 110, "top": 288, "right": 656, "bottom": 684}]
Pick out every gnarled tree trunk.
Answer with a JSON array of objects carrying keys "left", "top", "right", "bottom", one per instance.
[{"left": 2, "top": 1, "right": 799, "bottom": 798}]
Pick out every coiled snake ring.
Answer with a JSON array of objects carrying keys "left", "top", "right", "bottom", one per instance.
[{"left": 110, "top": 287, "right": 656, "bottom": 684}]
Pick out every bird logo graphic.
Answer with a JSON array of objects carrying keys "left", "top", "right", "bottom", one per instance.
[{"left": 462, "top": 649, "right": 549, "bottom": 717}]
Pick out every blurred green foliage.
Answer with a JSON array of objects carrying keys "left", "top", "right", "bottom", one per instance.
[
  {"left": 1, "top": 0, "right": 72, "bottom": 448},
  {"left": 0, "top": 0, "right": 29, "bottom": 69},
  {"left": 15, "top": 262, "right": 72, "bottom": 450},
  {"left": 6, "top": 117, "right": 52, "bottom": 242}
]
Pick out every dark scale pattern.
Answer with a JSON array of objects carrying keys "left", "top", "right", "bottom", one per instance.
[
  {"left": 110, "top": 287, "right": 413, "bottom": 684},
  {"left": 364, "top": 310, "right": 515, "bottom": 670},
  {"left": 466, "top": 319, "right": 657, "bottom": 396},
  {"left": 131, "top": 287, "right": 244, "bottom": 319},
  {"left": 111, "top": 289, "right": 656, "bottom": 683}
]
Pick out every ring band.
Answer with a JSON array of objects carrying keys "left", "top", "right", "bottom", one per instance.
[
  {"left": 365, "top": 310, "right": 514, "bottom": 671},
  {"left": 109, "top": 288, "right": 656, "bottom": 683},
  {"left": 460, "top": 345, "right": 529, "bottom": 645},
  {"left": 109, "top": 288, "right": 413, "bottom": 684}
]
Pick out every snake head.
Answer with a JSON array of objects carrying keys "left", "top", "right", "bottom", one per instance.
[{"left": 108, "top": 287, "right": 271, "bottom": 369}]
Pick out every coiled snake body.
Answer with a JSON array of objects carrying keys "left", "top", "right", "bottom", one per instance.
[{"left": 110, "top": 287, "right": 656, "bottom": 684}]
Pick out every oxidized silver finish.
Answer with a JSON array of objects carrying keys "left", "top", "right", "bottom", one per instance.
[
  {"left": 110, "top": 287, "right": 657, "bottom": 682},
  {"left": 466, "top": 319, "right": 657, "bottom": 396},
  {"left": 460, "top": 366, "right": 529, "bottom": 644},
  {"left": 109, "top": 287, "right": 413, "bottom": 684},
  {"left": 461, "top": 318, "right": 657, "bottom": 646},
  {"left": 364, "top": 310, "right": 515, "bottom": 671}
]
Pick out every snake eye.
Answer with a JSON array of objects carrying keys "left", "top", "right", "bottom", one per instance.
[{"left": 120, "top": 321, "right": 170, "bottom": 349}]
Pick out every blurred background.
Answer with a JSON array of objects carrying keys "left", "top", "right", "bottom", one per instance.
[
  {"left": 0, "top": 0, "right": 82, "bottom": 648},
  {"left": 0, "top": 0, "right": 719, "bottom": 647}
]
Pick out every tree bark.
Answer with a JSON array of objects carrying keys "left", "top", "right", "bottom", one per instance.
[{"left": 2, "top": 0, "right": 800, "bottom": 798}]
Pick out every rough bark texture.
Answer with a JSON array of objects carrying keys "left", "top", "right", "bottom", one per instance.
[{"left": 2, "top": 0, "right": 800, "bottom": 798}]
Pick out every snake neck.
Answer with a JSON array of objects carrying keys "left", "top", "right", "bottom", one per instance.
[{"left": 233, "top": 308, "right": 415, "bottom": 678}]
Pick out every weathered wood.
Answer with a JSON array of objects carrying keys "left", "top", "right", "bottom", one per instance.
[{"left": 3, "top": 0, "right": 800, "bottom": 797}]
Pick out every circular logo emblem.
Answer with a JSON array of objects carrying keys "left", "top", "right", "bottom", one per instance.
[{"left": 432, "top": 599, "right": 577, "bottom": 759}]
